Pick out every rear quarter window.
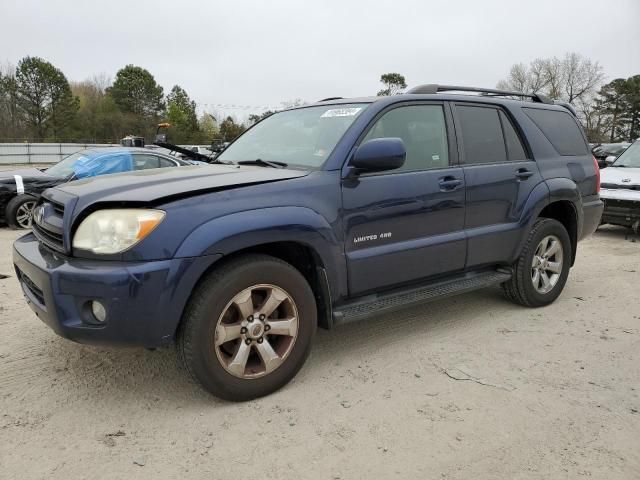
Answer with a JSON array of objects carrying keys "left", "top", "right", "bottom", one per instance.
[{"left": 523, "top": 108, "right": 588, "bottom": 156}]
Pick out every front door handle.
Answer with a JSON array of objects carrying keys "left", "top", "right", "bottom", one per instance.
[
  {"left": 515, "top": 168, "right": 534, "bottom": 180},
  {"left": 438, "top": 176, "right": 463, "bottom": 191}
]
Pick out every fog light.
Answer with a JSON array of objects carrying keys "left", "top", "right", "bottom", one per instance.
[{"left": 91, "top": 301, "right": 107, "bottom": 323}]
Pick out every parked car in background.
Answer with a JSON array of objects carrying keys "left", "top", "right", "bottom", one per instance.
[
  {"left": 592, "top": 143, "right": 631, "bottom": 168},
  {"left": 188, "top": 146, "right": 213, "bottom": 155},
  {"left": 13, "top": 84, "right": 602, "bottom": 400},
  {"left": 0, "top": 147, "right": 200, "bottom": 229},
  {"left": 600, "top": 140, "right": 640, "bottom": 231},
  {"left": 174, "top": 145, "right": 214, "bottom": 161}
]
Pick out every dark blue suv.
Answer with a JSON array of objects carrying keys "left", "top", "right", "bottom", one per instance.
[{"left": 13, "top": 85, "right": 603, "bottom": 401}]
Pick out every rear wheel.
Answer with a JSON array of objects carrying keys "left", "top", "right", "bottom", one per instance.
[
  {"left": 177, "top": 254, "right": 316, "bottom": 401},
  {"left": 6, "top": 194, "right": 37, "bottom": 229},
  {"left": 502, "top": 218, "right": 571, "bottom": 307}
]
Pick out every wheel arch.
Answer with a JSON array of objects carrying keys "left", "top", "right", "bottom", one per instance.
[
  {"left": 538, "top": 200, "right": 578, "bottom": 265},
  {"left": 172, "top": 207, "right": 346, "bottom": 333},
  {"left": 515, "top": 179, "right": 581, "bottom": 266}
]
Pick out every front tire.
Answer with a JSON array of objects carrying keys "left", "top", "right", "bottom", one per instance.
[
  {"left": 6, "top": 194, "right": 37, "bottom": 229},
  {"left": 502, "top": 218, "right": 572, "bottom": 307},
  {"left": 177, "top": 254, "right": 317, "bottom": 401}
]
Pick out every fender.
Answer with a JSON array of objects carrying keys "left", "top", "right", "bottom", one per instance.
[
  {"left": 513, "top": 177, "right": 580, "bottom": 263},
  {"left": 546, "top": 177, "right": 583, "bottom": 238},
  {"left": 174, "top": 206, "right": 347, "bottom": 301}
]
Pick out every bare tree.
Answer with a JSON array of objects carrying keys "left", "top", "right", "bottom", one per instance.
[
  {"left": 497, "top": 53, "right": 604, "bottom": 103},
  {"left": 561, "top": 53, "right": 605, "bottom": 103},
  {"left": 497, "top": 59, "right": 549, "bottom": 94}
]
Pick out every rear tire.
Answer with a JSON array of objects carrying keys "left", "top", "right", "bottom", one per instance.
[
  {"left": 177, "top": 254, "right": 317, "bottom": 401},
  {"left": 6, "top": 194, "right": 37, "bottom": 229},
  {"left": 502, "top": 218, "right": 571, "bottom": 307}
]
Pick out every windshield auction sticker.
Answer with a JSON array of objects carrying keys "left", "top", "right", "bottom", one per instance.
[{"left": 321, "top": 108, "right": 363, "bottom": 118}]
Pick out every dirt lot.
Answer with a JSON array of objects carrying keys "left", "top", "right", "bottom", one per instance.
[{"left": 1, "top": 226, "right": 639, "bottom": 480}]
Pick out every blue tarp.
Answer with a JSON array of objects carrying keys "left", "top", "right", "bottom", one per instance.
[{"left": 72, "top": 152, "right": 134, "bottom": 179}]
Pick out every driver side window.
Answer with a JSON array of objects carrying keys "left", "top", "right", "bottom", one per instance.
[{"left": 362, "top": 105, "right": 449, "bottom": 173}]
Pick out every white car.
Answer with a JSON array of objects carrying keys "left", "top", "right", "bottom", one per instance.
[
  {"left": 185, "top": 145, "right": 213, "bottom": 156},
  {"left": 600, "top": 140, "right": 640, "bottom": 232}
]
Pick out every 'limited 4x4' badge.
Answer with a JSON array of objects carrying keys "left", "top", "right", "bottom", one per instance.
[{"left": 353, "top": 232, "right": 392, "bottom": 244}]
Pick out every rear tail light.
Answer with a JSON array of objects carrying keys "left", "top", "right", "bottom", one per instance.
[{"left": 593, "top": 155, "right": 600, "bottom": 194}]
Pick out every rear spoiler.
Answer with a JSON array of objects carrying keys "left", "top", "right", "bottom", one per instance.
[{"left": 553, "top": 101, "right": 578, "bottom": 117}]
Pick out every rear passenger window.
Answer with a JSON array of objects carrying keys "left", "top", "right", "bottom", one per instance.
[
  {"left": 133, "top": 154, "right": 160, "bottom": 170},
  {"left": 362, "top": 105, "right": 449, "bottom": 172},
  {"left": 499, "top": 111, "right": 528, "bottom": 161},
  {"left": 158, "top": 157, "right": 178, "bottom": 168},
  {"left": 523, "top": 108, "right": 588, "bottom": 156},
  {"left": 457, "top": 106, "right": 507, "bottom": 164}
]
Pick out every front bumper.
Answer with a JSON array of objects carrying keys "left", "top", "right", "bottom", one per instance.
[
  {"left": 13, "top": 233, "right": 221, "bottom": 347},
  {"left": 600, "top": 189, "right": 640, "bottom": 228}
]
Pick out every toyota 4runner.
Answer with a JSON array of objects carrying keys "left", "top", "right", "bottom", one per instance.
[{"left": 13, "top": 84, "right": 603, "bottom": 401}]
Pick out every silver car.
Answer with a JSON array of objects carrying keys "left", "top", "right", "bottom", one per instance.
[{"left": 600, "top": 140, "right": 640, "bottom": 231}]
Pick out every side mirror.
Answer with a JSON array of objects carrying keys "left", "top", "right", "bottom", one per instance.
[
  {"left": 350, "top": 138, "right": 406, "bottom": 173},
  {"left": 605, "top": 155, "right": 617, "bottom": 165}
]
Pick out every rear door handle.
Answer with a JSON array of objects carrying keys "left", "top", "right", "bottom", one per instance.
[
  {"left": 438, "top": 176, "right": 463, "bottom": 191},
  {"left": 515, "top": 168, "right": 534, "bottom": 180}
]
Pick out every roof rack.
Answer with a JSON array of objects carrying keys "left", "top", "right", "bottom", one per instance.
[
  {"left": 318, "top": 96, "right": 343, "bottom": 102},
  {"left": 405, "top": 84, "right": 553, "bottom": 104}
]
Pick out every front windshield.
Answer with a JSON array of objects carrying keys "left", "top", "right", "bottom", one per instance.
[
  {"left": 217, "top": 103, "right": 369, "bottom": 168},
  {"left": 45, "top": 152, "right": 86, "bottom": 178},
  {"left": 612, "top": 142, "right": 640, "bottom": 168}
]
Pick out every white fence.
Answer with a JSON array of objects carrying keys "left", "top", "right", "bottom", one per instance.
[
  {"left": 0, "top": 143, "right": 215, "bottom": 164},
  {"left": 0, "top": 143, "right": 122, "bottom": 165}
]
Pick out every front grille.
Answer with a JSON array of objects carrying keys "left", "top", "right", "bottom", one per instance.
[
  {"left": 604, "top": 199, "right": 639, "bottom": 210},
  {"left": 52, "top": 202, "right": 65, "bottom": 216},
  {"left": 601, "top": 183, "right": 640, "bottom": 191},
  {"left": 17, "top": 268, "right": 45, "bottom": 306},
  {"left": 31, "top": 199, "right": 66, "bottom": 253},
  {"left": 33, "top": 222, "right": 64, "bottom": 251}
]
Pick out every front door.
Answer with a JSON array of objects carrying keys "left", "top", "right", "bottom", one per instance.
[{"left": 341, "top": 102, "right": 466, "bottom": 296}]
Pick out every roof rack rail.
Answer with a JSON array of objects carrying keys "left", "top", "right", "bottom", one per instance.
[
  {"left": 405, "top": 84, "right": 553, "bottom": 104},
  {"left": 318, "top": 96, "right": 343, "bottom": 102}
]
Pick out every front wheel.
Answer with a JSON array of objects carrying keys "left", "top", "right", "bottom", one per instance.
[
  {"left": 177, "top": 254, "right": 317, "bottom": 401},
  {"left": 6, "top": 194, "right": 37, "bottom": 229},
  {"left": 502, "top": 218, "right": 572, "bottom": 307}
]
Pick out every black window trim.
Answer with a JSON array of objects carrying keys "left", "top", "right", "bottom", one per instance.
[
  {"left": 348, "top": 100, "right": 459, "bottom": 177},
  {"left": 451, "top": 102, "right": 532, "bottom": 166}
]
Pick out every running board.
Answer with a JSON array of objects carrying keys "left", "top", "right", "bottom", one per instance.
[{"left": 332, "top": 270, "right": 512, "bottom": 326}]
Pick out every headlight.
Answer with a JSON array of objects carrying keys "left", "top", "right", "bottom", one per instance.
[{"left": 73, "top": 209, "right": 165, "bottom": 254}]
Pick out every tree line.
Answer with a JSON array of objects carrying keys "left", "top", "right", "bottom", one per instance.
[
  {"left": 496, "top": 53, "right": 639, "bottom": 143},
  {"left": 1, "top": 54, "right": 638, "bottom": 146},
  {"left": 0, "top": 57, "right": 246, "bottom": 144},
  {"left": 377, "top": 54, "right": 640, "bottom": 144}
]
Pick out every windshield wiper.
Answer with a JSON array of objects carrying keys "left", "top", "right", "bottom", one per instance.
[{"left": 237, "top": 159, "right": 288, "bottom": 169}]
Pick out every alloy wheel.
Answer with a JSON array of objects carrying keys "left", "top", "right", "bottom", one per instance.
[
  {"left": 531, "top": 235, "right": 563, "bottom": 294},
  {"left": 16, "top": 201, "right": 36, "bottom": 229},
  {"left": 214, "top": 284, "right": 299, "bottom": 379}
]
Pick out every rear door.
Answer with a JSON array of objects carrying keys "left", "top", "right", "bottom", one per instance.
[
  {"left": 452, "top": 103, "right": 542, "bottom": 268},
  {"left": 341, "top": 102, "right": 466, "bottom": 295}
]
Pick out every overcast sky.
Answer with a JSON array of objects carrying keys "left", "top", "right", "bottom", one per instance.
[{"left": 2, "top": 0, "right": 639, "bottom": 120}]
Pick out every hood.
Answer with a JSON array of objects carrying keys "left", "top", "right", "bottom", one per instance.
[
  {"left": 52, "top": 163, "right": 310, "bottom": 208},
  {"left": 601, "top": 166, "right": 640, "bottom": 189},
  {"left": 0, "top": 167, "right": 62, "bottom": 196},
  {"left": 0, "top": 167, "right": 50, "bottom": 183}
]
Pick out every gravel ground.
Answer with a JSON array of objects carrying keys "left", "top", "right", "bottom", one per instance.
[{"left": 1, "top": 226, "right": 639, "bottom": 480}]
